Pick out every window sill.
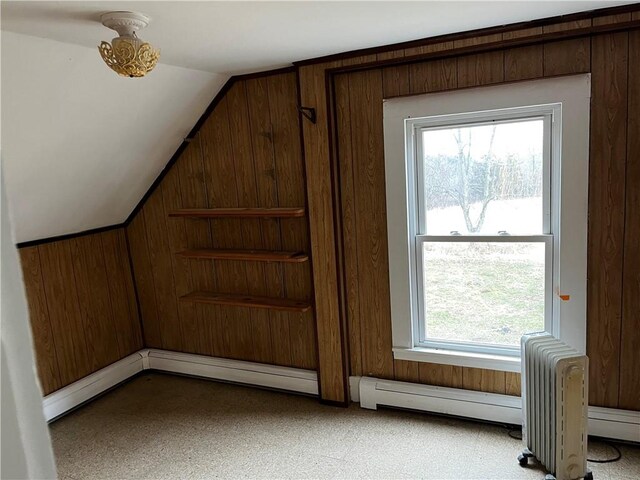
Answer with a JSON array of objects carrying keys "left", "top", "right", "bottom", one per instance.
[{"left": 392, "top": 347, "right": 521, "bottom": 373}]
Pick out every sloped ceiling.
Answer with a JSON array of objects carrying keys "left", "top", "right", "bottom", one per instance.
[
  {"left": 1, "top": 1, "right": 635, "bottom": 243},
  {"left": 1, "top": 32, "right": 226, "bottom": 243}
]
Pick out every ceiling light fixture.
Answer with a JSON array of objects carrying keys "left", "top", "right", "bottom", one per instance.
[{"left": 98, "top": 11, "right": 159, "bottom": 78}]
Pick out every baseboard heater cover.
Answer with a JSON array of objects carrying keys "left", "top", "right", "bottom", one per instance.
[
  {"left": 42, "top": 349, "right": 318, "bottom": 422},
  {"left": 354, "top": 376, "right": 640, "bottom": 443},
  {"left": 41, "top": 358, "right": 638, "bottom": 443},
  {"left": 358, "top": 376, "right": 522, "bottom": 424},
  {"left": 145, "top": 349, "right": 318, "bottom": 395},
  {"left": 42, "top": 351, "right": 145, "bottom": 421}
]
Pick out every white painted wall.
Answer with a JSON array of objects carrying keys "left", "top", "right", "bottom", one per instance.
[
  {"left": 1, "top": 32, "right": 227, "bottom": 243},
  {"left": 0, "top": 169, "right": 57, "bottom": 479}
]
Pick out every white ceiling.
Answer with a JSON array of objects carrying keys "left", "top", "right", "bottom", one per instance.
[{"left": 2, "top": 1, "right": 636, "bottom": 75}]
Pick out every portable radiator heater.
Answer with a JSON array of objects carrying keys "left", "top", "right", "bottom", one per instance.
[{"left": 518, "top": 333, "right": 591, "bottom": 480}]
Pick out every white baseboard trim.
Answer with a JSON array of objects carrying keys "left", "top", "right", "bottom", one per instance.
[
  {"left": 145, "top": 349, "right": 318, "bottom": 396},
  {"left": 588, "top": 406, "right": 640, "bottom": 442},
  {"left": 41, "top": 358, "right": 638, "bottom": 443},
  {"left": 43, "top": 349, "right": 318, "bottom": 422},
  {"left": 43, "top": 351, "right": 145, "bottom": 421},
  {"left": 353, "top": 376, "right": 640, "bottom": 443}
]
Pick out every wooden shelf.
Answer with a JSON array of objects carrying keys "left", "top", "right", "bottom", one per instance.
[
  {"left": 180, "top": 292, "right": 311, "bottom": 313},
  {"left": 177, "top": 249, "right": 308, "bottom": 263},
  {"left": 168, "top": 208, "right": 305, "bottom": 219}
]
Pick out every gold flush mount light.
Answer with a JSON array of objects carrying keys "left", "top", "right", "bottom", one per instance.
[{"left": 98, "top": 11, "right": 159, "bottom": 78}]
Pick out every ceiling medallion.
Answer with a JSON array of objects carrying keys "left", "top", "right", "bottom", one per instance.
[{"left": 98, "top": 11, "right": 160, "bottom": 78}]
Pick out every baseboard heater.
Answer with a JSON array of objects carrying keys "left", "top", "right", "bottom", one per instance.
[
  {"left": 41, "top": 350, "right": 639, "bottom": 444},
  {"left": 353, "top": 376, "right": 640, "bottom": 443},
  {"left": 42, "top": 349, "right": 318, "bottom": 422}
]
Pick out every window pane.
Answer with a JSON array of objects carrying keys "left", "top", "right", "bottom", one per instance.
[
  {"left": 421, "top": 119, "right": 544, "bottom": 235},
  {"left": 422, "top": 242, "right": 545, "bottom": 347}
]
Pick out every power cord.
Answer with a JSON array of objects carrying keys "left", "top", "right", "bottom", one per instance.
[
  {"left": 504, "top": 426, "right": 622, "bottom": 463},
  {"left": 586, "top": 442, "right": 622, "bottom": 463},
  {"left": 508, "top": 428, "right": 522, "bottom": 440}
]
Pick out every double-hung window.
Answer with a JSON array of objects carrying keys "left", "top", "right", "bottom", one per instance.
[{"left": 383, "top": 76, "right": 591, "bottom": 372}]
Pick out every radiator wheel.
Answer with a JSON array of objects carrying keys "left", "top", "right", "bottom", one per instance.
[{"left": 518, "top": 448, "right": 534, "bottom": 467}]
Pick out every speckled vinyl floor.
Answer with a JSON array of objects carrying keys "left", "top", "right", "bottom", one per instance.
[{"left": 50, "top": 373, "right": 639, "bottom": 480}]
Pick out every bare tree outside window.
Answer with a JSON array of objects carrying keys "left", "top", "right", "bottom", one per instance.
[{"left": 422, "top": 120, "right": 544, "bottom": 235}]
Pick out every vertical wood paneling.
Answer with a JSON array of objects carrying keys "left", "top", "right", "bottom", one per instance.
[
  {"left": 463, "top": 367, "right": 506, "bottom": 394},
  {"left": 300, "top": 61, "right": 349, "bottom": 403},
  {"left": 409, "top": 58, "right": 457, "bottom": 95},
  {"left": 100, "top": 230, "right": 142, "bottom": 356},
  {"left": 38, "top": 241, "right": 91, "bottom": 385},
  {"left": 122, "top": 73, "right": 317, "bottom": 373},
  {"left": 19, "top": 247, "right": 61, "bottom": 394},
  {"left": 127, "top": 212, "right": 162, "bottom": 348},
  {"left": 619, "top": 28, "right": 640, "bottom": 410},
  {"left": 161, "top": 166, "right": 199, "bottom": 353},
  {"left": 587, "top": 31, "right": 629, "bottom": 407},
  {"left": 144, "top": 189, "right": 183, "bottom": 352},
  {"left": 543, "top": 20, "right": 591, "bottom": 76},
  {"left": 456, "top": 34, "right": 504, "bottom": 88},
  {"left": 419, "top": 363, "right": 463, "bottom": 388},
  {"left": 393, "top": 361, "right": 421, "bottom": 383},
  {"left": 244, "top": 77, "right": 283, "bottom": 365},
  {"left": 267, "top": 73, "right": 317, "bottom": 369},
  {"left": 505, "top": 373, "right": 522, "bottom": 396},
  {"left": 22, "top": 229, "right": 141, "bottom": 393},
  {"left": 335, "top": 73, "right": 362, "bottom": 377},
  {"left": 175, "top": 137, "right": 223, "bottom": 357},
  {"left": 347, "top": 68, "right": 394, "bottom": 379},
  {"left": 503, "top": 28, "right": 544, "bottom": 81},
  {"left": 377, "top": 50, "right": 410, "bottom": 98},
  {"left": 71, "top": 235, "right": 121, "bottom": 370},
  {"left": 200, "top": 96, "right": 255, "bottom": 361},
  {"left": 408, "top": 42, "right": 456, "bottom": 95},
  {"left": 228, "top": 80, "right": 276, "bottom": 363}
]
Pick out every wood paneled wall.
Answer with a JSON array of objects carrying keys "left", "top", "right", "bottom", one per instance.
[
  {"left": 19, "top": 229, "right": 142, "bottom": 395},
  {"left": 126, "top": 72, "right": 317, "bottom": 370},
  {"left": 299, "top": 9, "right": 640, "bottom": 408}
]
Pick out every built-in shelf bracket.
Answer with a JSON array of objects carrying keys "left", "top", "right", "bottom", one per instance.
[{"left": 298, "top": 106, "right": 316, "bottom": 124}]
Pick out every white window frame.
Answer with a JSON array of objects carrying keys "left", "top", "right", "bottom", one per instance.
[{"left": 383, "top": 75, "right": 591, "bottom": 372}]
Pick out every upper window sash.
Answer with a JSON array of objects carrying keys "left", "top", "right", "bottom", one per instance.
[{"left": 408, "top": 105, "right": 558, "bottom": 239}]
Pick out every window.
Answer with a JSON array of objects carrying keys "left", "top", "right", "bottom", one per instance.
[
  {"left": 383, "top": 76, "right": 591, "bottom": 372},
  {"left": 413, "top": 109, "right": 555, "bottom": 358}
]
